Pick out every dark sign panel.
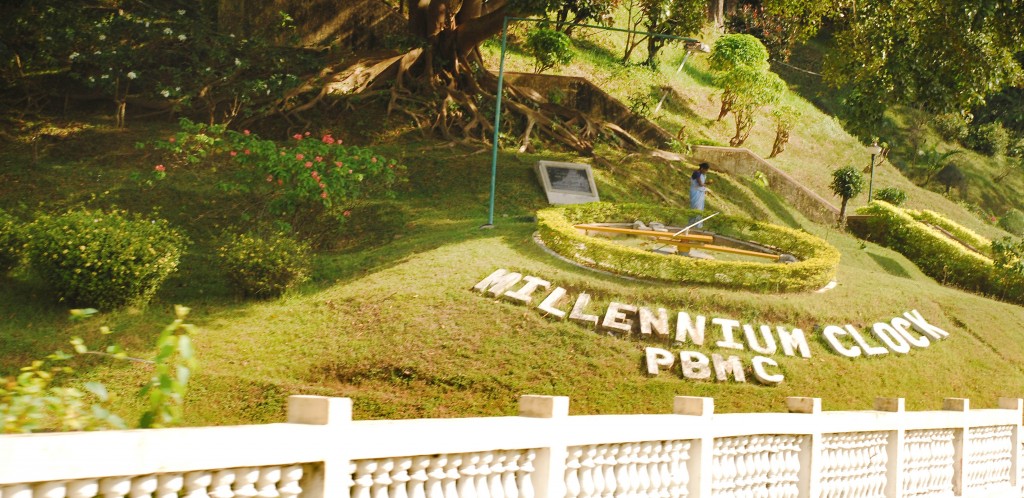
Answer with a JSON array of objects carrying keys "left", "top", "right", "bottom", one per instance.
[{"left": 545, "top": 167, "right": 593, "bottom": 194}]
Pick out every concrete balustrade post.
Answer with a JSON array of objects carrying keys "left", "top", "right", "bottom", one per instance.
[
  {"left": 942, "top": 398, "right": 969, "bottom": 496},
  {"left": 287, "top": 395, "right": 354, "bottom": 498},
  {"left": 673, "top": 397, "right": 713, "bottom": 498},
  {"left": 519, "top": 395, "right": 570, "bottom": 498},
  {"left": 998, "top": 397, "right": 1023, "bottom": 493},
  {"left": 786, "top": 397, "right": 821, "bottom": 498},
  {"left": 875, "top": 397, "right": 905, "bottom": 498}
]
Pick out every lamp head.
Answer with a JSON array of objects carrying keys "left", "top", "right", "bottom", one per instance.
[{"left": 867, "top": 142, "right": 883, "bottom": 156}]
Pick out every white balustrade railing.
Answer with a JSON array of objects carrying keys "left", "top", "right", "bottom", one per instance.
[{"left": 0, "top": 395, "right": 1022, "bottom": 498}]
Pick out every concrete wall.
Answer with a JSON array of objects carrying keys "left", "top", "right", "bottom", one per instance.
[
  {"left": 691, "top": 146, "right": 840, "bottom": 226},
  {"left": 1, "top": 395, "right": 1022, "bottom": 497}
]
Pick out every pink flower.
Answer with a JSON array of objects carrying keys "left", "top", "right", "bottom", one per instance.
[
  {"left": 277, "top": 179, "right": 284, "bottom": 185},
  {"left": 293, "top": 133, "right": 303, "bottom": 140},
  {"left": 348, "top": 169, "right": 353, "bottom": 174},
  {"left": 280, "top": 151, "right": 286, "bottom": 156},
  {"left": 243, "top": 149, "right": 250, "bottom": 155},
  {"left": 322, "top": 135, "right": 334, "bottom": 144},
  {"left": 229, "top": 151, "right": 237, "bottom": 157},
  {"left": 154, "top": 164, "right": 166, "bottom": 172},
  {"left": 311, "top": 171, "right": 319, "bottom": 179},
  {"left": 243, "top": 129, "right": 251, "bottom": 136},
  {"left": 315, "top": 156, "right": 323, "bottom": 162},
  {"left": 304, "top": 131, "right": 310, "bottom": 136},
  {"left": 343, "top": 210, "right": 351, "bottom": 217},
  {"left": 335, "top": 161, "right": 342, "bottom": 167},
  {"left": 305, "top": 161, "right": 313, "bottom": 168},
  {"left": 320, "top": 191, "right": 328, "bottom": 199},
  {"left": 266, "top": 175, "right": 273, "bottom": 183},
  {"left": 295, "top": 153, "right": 304, "bottom": 160},
  {"left": 169, "top": 137, "right": 176, "bottom": 143},
  {"left": 371, "top": 157, "right": 377, "bottom": 163},
  {"left": 319, "top": 182, "right": 325, "bottom": 189}
]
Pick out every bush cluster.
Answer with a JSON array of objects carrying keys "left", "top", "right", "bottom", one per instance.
[
  {"left": 0, "top": 209, "right": 23, "bottom": 275},
  {"left": 965, "top": 122, "right": 1010, "bottom": 156},
  {"left": 998, "top": 209, "right": 1024, "bottom": 237},
  {"left": 24, "top": 210, "right": 187, "bottom": 309},
  {"left": 536, "top": 203, "right": 840, "bottom": 292},
  {"left": 856, "top": 202, "right": 1024, "bottom": 304},
  {"left": 218, "top": 232, "right": 311, "bottom": 298},
  {"left": 907, "top": 208, "right": 992, "bottom": 255},
  {"left": 932, "top": 113, "right": 969, "bottom": 143},
  {"left": 872, "top": 187, "right": 907, "bottom": 206}
]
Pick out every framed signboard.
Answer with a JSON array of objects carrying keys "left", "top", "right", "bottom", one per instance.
[{"left": 535, "top": 160, "right": 600, "bottom": 205}]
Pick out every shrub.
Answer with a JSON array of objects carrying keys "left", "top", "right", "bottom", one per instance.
[
  {"left": 0, "top": 209, "right": 23, "bottom": 275},
  {"left": 24, "top": 210, "right": 187, "bottom": 309},
  {"left": 872, "top": 187, "right": 908, "bottom": 206},
  {"left": 933, "top": 113, "right": 969, "bottom": 143},
  {"left": 965, "top": 122, "right": 1010, "bottom": 156},
  {"left": 908, "top": 209, "right": 992, "bottom": 255},
  {"left": 998, "top": 209, "right": 1024, "bottom": 237},
  {"left": 525, "top": 28, "right": 573, "bottom": 74},
  {"left": 536, "top": 203, "right": 840, "bottom": 292},
  {"left": 218, "top": 232, "right": 311, "bottom": 298}
]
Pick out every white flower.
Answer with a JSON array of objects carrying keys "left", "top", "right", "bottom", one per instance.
[
  {"left": 229, "top": 34, "right": 235, "bottom": 38},
  {"left": 164, "top": 28, "right": 173, "bottom": 35},
  {"left": 145, "top": 21, "right": 150, "bottom": 27},
  {"left": 46, "top": 36, "right": 52, "bottom": 41},
  {"left": 234, "top": 58, "right": 241, "bottom": 66},
  {"left": 88, "top": 76, "right": 95, "bottom": 82},
  {"left": 101, "top": 74, "right": 109, "bottom": 79},
  {"left": 174, "top": 87, "right": 180, "bottom": 92},
  {"left": 98, "top": 34, "right": 106, "bottom": 41},
  {"left": 160, "top": 89, "right": 170, "bottom": 98},
  {"left": 178, "top": 34, "right": 187, "bottom": 41},
  {"left": 69, "top": 52, "right": 79, "bottom": 60},
  {"left": 94, "top": 50, "right": 102, "bottom": 55},
  {"left": 127, "top": 71, "right": 137, "bottom": 79},
  {"left": 177, "top": 9, "right": 185, "bottom": 15}
]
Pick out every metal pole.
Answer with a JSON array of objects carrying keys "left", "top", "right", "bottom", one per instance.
[
  {"left": 481, "top": 15, "right": 509, "bottom": 229},
  {"left": 868, "top": 153, "right": 876, "bottom": 202}
]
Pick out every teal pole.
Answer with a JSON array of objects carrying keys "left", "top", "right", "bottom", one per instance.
[{"left": 484, "top": 16, "right": 510, "bottom": 228}]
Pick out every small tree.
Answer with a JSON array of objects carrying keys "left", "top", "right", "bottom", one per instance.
[
  {"left": 768, "top": 104, "right": 800, "bottom": 158},
  {"left": 715, "top": 65, "right": 786, "bottom": 147},
  {"left": 526, "top": 28, "right": 574, "bottom": 74},
  {"left": 830, "top": 165, "right": 865, "bottom": 224}
]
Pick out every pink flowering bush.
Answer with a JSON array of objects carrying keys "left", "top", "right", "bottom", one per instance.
[{"left": 146, "top": 119, "right": 405, "bottom": 233}]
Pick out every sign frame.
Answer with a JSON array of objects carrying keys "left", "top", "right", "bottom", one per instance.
[{"left": 535, "top": 160, "right": 601, "bottom": 205}]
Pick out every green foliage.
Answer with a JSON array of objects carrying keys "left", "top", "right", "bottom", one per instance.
[
  {"left": 998, "top": 209, "right": 1024, "bottom": 237},
  {"left": 908, "top": 209, "right": 992, "bottom": 255},
  {"left": 138, "top": 305, "right": 199, "bottom": 428},
  {"left": 933, "top": 113, "right": 970, "bottom": 143},
  {"left": 2, "top": 307, "right": 197, "bottom": 433},
  {"left": 147, "top": 119, "right": 405, "bottom": 215},
  {"left": 727, "top": 1, "right": 837, "bottom": 61},
  {"left": 526, "top": 28, "right": 574, "bottom": 74},
  {"left": 4, "top": 1, "right": 320, "bottom": 125},
  {"left": 0, "top": 209, "right": 23, "bottom": 275},
  {"left": 935, "top": 163, "right": 966, "bottom": 195},
  {"left": 965, "top": 122, "right": 1011, "bottom": 157},
  {"left": 640, "top": 0, "right": 706, "bottom": 66},
  {"left": 872, "top": 187, "right": 908, "bottom": 206},
  {"left": 857, "top": 202, "right": 1024, "bottom": 303},
  {"left": 709, "top": 34, "right": 769, "bottom": 72},
  {"left": 829, "top": 165, "right": 864, "bottom": 201},
  {"left": 24, "top": 210, "right": 187, "bottom": 309},
  {"left": 769, "top": 104, "right": 801, "bottom": 158},
  {"left": 536, "top": 203, "right": 840, "bottom": 292},
  {"left": 628, "top": 91, "right": 654, "bottom": 117},
  {"left": 218, "top": 232, "right": 311, "bottom": 298},
  {"left": 338, "top": 201, "right": 410, "bottom": 250},
  {"left": 824, "top": 0, "right": 1024, "bottom": 126}
]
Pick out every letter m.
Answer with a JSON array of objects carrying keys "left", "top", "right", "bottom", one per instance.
[{"left": 472, "top": 269, "right": 523, "bottom": 297}]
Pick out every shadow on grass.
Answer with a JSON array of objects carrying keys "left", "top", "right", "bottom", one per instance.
[
  {"left": 742, "top": 178, "right": 802, "bottom": 229},
  {"left": 866, "top": 252, "right": 913, "bottom": 279}
]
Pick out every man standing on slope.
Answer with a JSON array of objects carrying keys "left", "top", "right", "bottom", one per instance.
[{"left": 690, "top": 162, "right": 710, "bottom": 227}]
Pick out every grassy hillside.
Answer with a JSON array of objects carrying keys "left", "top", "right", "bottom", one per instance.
[
  {"left": 3, "top": 101, "right": 1024, "bottom": 428},
  {"left": 480, "top": 24, "right": 1015, "bottom": 241}
]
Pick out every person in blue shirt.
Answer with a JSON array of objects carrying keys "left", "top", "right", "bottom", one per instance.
[{"left": 689, "top": 162, "right": 710, "bottom": 229}]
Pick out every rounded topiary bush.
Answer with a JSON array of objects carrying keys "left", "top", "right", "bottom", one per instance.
[
  {"left": 0, "top": 209, "right": 24, "bottom": 274},
  {"left": 873, "top": 187, "right": 908, "bottom": 206},
  {"left": 998, "top": 209, "right": 1024, "bottom": 237},
  {"left": 933, "top": 113, "right": 969, "bottom": 143},
  {"left": 25, "top": 210, "right": 187, "bottom": 309},
  {"left": 218, "top": 231, "right": 311, "bottom": 298},
  {"left": 966, "top": 122, "right": 1010, "bottom": 156}
]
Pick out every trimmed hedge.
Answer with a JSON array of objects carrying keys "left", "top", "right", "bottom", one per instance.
[
  {"left": 906, "top": 208, "right": 992, "bottom": 255},
  {"left": 536, "top": 203, "right": 840, "bottom": 292},
  {"left": 24, "top": 209, "right": 187, "bottom": 309},
  {"left": 218, "top": 231, "right": 311, "bottom": 298},
  {"left": 856, "top": 202, "right": 1024, "bottom": 303}
]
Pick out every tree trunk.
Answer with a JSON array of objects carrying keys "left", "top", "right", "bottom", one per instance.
[
  {"left": 839, "top": 198, "right": 849, "bottom": 225},
  {"left": 708, "top": 0, "right": 724, "bottom": 26}
]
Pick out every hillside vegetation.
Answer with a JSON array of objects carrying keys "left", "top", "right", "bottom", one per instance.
[{"left": 2, "top": 12, "right": 1024, "bottom": 428}]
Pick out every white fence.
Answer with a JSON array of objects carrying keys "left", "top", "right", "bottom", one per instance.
[{"left": 1, "top": 395, "right": 1021, "bottom": 498}]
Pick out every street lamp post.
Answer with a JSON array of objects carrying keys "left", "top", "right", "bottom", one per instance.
[{"left": 866, "top": 142, "right": 883, "bottom": 202}]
